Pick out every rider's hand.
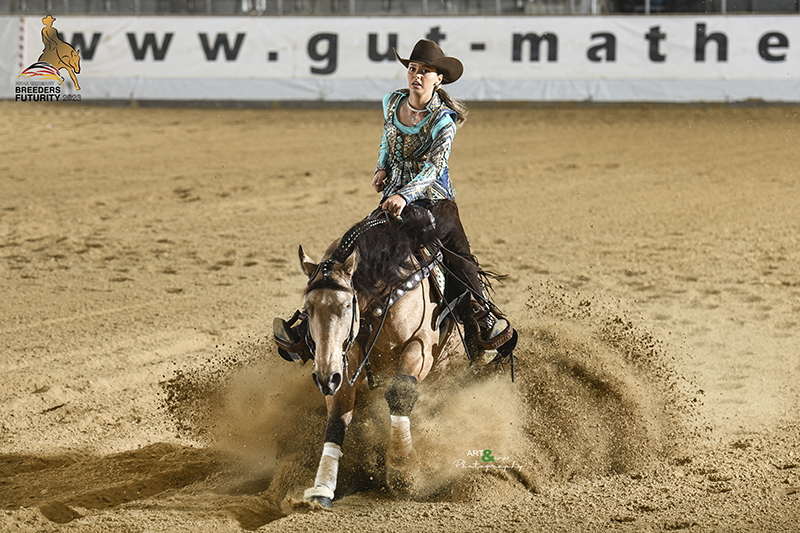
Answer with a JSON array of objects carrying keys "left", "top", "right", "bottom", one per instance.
[
  {"left": 372, "top": 170, "right": 386, "bottom": 193},
  {"left": 381, "top": 194, "right": 407, "bottom": 217}
]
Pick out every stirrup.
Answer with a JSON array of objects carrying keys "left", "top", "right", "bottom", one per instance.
[
  {"left": 479, "top": 317, "right": 514, "bottom": 351},
  {"left": 273, "top": 311, "right": 310, "bottom": 363}
]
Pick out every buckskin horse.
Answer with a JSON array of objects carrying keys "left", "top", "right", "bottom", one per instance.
[{"left": 275, "top": 206, "right": 514, "bottom": 507}]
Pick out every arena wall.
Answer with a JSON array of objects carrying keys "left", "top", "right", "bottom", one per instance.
[{"left": 3, "top": 15, "right": 798, "bottom": 102}]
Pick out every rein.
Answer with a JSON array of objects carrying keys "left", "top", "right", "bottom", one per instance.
[
  {"left": 348, "top": 288, "right": 391, "bottom": 387},
  {"left": 347, "top": 247, "right": 442, "bottom": 387}
]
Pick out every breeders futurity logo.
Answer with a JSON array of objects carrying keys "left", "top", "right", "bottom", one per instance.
[{"left": 16, "top": 15, "right": 82, "bottom": 101}]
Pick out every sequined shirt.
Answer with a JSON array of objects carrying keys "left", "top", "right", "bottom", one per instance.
[{"left": 376, "top": 89, "right": 457, "bottom": 203}]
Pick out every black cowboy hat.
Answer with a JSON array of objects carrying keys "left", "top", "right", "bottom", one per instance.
[{"left": 393, "top": 39, "right": 463, "bottom": 84}]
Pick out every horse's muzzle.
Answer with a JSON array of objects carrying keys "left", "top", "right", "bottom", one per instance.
[{"left": 313, "top": 371, "right": 342, "bottom": 396}]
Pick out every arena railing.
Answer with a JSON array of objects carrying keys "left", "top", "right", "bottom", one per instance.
[{"left": 1, "top": 0, "right": 797, "bottom": 15}]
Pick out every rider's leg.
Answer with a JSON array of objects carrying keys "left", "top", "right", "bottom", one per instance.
[{"left": 428, "top": 200, "right": 515, "bottom": 358}]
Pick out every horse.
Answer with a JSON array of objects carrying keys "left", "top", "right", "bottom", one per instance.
[
  {"left": 39, "top": 18, "right": 81, "bottom": 90},
  {"left": 288, "top": 207, "right": 457, "bottom": 508}
]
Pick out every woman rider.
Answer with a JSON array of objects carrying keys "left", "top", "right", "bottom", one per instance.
[
  {"left": 373, "top": 39, "right": 515, "bottom": 361},
  {"left": 275, "top": 39, "right": 515, "bottom": 363}
]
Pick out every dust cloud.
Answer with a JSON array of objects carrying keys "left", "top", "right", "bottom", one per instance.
[{"left": 162, "top": 280, "right": 697, "bottom": 515}]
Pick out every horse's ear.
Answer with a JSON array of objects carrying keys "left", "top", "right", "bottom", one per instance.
[
  {"left": 342, "top": 248, "right": 359, "bottom": 278},
  {"left": 298, "top": 245, "right": 317, "bottom": 278}
]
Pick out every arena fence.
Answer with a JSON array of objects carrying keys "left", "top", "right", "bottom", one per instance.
[{"left": 3, "top": 14, "right": 799, "bottom": 103}]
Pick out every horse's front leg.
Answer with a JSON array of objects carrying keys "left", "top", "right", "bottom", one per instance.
[
  {"left": 303, "top": 384, "right": 356, "bottom": 508},
  {"left": 385, "top": 373, "right": 418, "bottom": 463},
  {"left": 384, "top": 341, "right": 433, "bottom": 490},
  {"left": 63, "top": 64, "right": 80, "bottom": 90}
]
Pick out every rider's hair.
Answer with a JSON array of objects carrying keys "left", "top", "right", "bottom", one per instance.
[{"left": 437, "top": 87, "right": 468, "bottom": 128}]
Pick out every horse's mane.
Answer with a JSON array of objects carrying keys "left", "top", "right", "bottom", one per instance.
[{"left": 350, "top": 206, "right": 441, "bottom": 304}]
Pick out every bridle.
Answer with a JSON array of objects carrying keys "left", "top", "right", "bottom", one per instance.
[
  {"left": 301, "top": 211, "right": 389, "bottom": 387},
  {"left": 303, "top": 280, "right": 359, "bottom": 382}
]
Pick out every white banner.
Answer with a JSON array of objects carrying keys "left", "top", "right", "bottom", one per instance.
[
  {"left": 0, "top": 16, "right": 19, "bottom": 95},
  {"left": 3, "top": 15, "right": 799, "bottom": 102}
]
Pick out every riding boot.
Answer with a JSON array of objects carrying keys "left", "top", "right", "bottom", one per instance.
[
  {"left": 273, "top": 310, "right": 313, "bottom": 364},
  {"left": 464, "top": 297, "right": 516, "bottom": 363}
]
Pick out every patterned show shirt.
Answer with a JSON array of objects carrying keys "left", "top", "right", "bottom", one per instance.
[{"left": 376, "top": 89, "right": 457, "bottom": 204}]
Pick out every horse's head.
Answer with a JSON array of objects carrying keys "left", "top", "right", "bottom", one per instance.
[
  {"left": 299, "top": 245, "right": 360, "bottom": 397},
  {"left": 62, "top": 48, "right": 80, "bottom": 73}
]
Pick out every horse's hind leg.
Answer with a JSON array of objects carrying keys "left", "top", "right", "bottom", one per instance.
[
  {"left": 304, "top": 388, "right": 355, "bottom": 508},
  {"left": 384, "top": 373, "right": 420, "bottom": 491}
]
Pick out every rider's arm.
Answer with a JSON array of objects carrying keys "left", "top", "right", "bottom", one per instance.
[{"left": 375, "top": 93, "right": 393, "bottom": 175}]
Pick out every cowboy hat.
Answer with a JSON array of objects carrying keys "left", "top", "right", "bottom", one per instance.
[{"left": 393, "top": 39, "right": 463, "bottom": 84}]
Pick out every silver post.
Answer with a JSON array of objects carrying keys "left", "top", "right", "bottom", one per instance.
[{"left": 645, "top": 0, "right": 650, "bottom": 14}]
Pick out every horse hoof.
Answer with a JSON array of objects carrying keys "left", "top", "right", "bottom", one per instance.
[
  {"left": 387, "top": 452, "right": 419, "bottom": 495},
  {"left": 303, "top": 486, "right": 334, "bottom": 508},
  {"left": 307, "top": 495, "right": 332, "bottom": 508}
]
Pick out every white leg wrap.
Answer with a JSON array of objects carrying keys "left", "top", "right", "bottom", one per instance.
[
  {"left": 304, "top": 442, "right": 341, "bottom": 501},
  {"left": 389, "top": 415, "right": 413, "bottom": 458}
]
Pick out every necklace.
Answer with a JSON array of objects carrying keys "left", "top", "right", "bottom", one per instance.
[
  {"left": 407, "top": 101, "right": 427, "bottom": 113},
  {"left": 407, "top": 100, "right": 428, "bottom": 125}
]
